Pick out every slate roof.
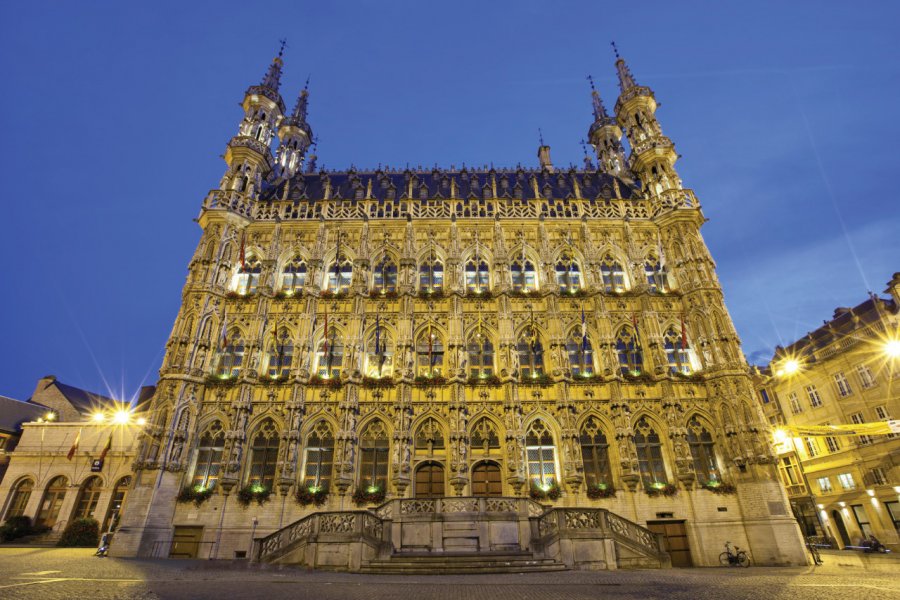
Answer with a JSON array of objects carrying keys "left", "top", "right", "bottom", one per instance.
[
  {"left": 260, "top": 167, "right": 638, "bottom": 204},
  {"left": 0, "top": 396, "right": 48, "bottom": 434},
  {"left": 51, "top": 381, "right": 116, "bottom": 414}
]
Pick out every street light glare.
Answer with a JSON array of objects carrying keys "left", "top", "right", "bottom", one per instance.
[
  {"left": 92, "top": 412, "right": 106, "bottom": 423},
  {"left": 112, "top": 410, "right": 131, "bottom": 425},
  {"left": 781, "top": 359, "right": 800, "bottom": 376},
  {"left": 885, "top": 339, "right": 900, "bottom": 358}
]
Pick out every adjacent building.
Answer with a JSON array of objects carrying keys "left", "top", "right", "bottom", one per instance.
[
  {"left": 104, "top": 46, "right": 807, "bottom": 568},
  {"left": 755, "top": 273, "right": 900, "bottom": 550}
]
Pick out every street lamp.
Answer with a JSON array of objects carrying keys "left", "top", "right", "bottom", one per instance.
[{"left": 885, "top": 339, "right": 900, "bottom": 358}]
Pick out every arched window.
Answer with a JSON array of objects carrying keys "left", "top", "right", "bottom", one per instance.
[
  {"left": 303, "top": 420, "right": 335, "bottom": 491},
  {"left": 644, "top": 257, "right": 665, "bottom": 293},
  {"left": 555, "top": 253, "right": 583, "bottom": 293},
  {"left": 517, "top": 327, "right": 544, "bottom": 379},
  {"left": 315, "top": 330, "right": 344, "bottom": 379},
  {"left": 326, "top": 253, "right": 353, "bottom": 293},
  {"left": 191, "top": 421, "right": 225, "bottom": 490},
  {"left": 633, "top": 417, "right": 667, "bottom": 487},
  {"left": 566, "top": 327, "right": 594, "bottom": 377},
  {"left": 419, "top": 253, "right": 444, "bottom": 293},
  {"left": 470, "top": 418, "right": 501, "bottom": 453},
  {"left": 510, "top": 257, "right": 537, "bottom": 292},
  {"left": 414, "top": 418, "right": 445, "bottom": 453},
  {"left": 365, "top": 324, "right": 393, "bottom": 378},
  {"left": 5, "top": 478, "right": 33, "bottom": 519},
  {"left": 217, "top": 330, "right": 245, "bottom": 377},
  {"left": 247, "top": 419, "right": 279, "bottom": 489},
  {"left": 359, "top": 420, "right": 390, "bottom": 491},
  {"left": 415, "top": 327, "right": 444, "bottom": 377},
  {"left": 599, "top": 254, "right": 626, "bottom": 293},
  {"left": 464, "top": 258, "right": 490, "bottom": 293},
  {"left": 73, "top": 476, "right": 103, "bottom": 520},
  {"left": 663, "top": 327, "right": 692, "bottom": 374},
  {"left": 525, "top": 420, "right": 557, "bottom": 487},
  {"left": 35, "top": 476, "right": 68, "bottom": 528},
  {"left": 102, "top": 476, "right": 131, "bottom": 532},
  {"left": 615, "top": 326, "right": 643, "bottom": 375},
  {"left": 373, "top": 255, "right": 398, "bottom": 293},
  {"left": 580, "top": 417, "right": 612, "bottom": 488},
  {"left": 281, "top": 256, "right": 307, "bottom": 293},
  {"left": 234, "top": 256, "right": 262, "bottom": 295},
  {"left": 467, "top": 329, "right": 494, "bottom": 378},
  {"left": 267, "top": 329, "right": 293, "bottom": 377},
  {"left": 687, "top": 417, "right": 720, "bottom": 484}
]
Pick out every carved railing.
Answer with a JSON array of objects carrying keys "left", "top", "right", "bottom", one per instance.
[
  {"left": 255, "top": 510, "right": 384, "bottom": 564},
  {"left": 538, "top": 508, "right": 666, "bottom": 559},
  {"left": 202, "top": 190, "right": 692, "bottom": 222},
  {"left": 374, "top": 496, "right": 545, "bottom": 519}
]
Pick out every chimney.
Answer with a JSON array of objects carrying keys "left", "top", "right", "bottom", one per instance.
[{"left": 538, "top": 144, "right": 554, "bottom": 172}]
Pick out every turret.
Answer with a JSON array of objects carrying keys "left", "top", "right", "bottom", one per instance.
[
  {"left": 586, "top": 75, "right": 627, "bottom": 178},
  {"left": 221, "top": 43, "right": 288, "bottom": 197},
  {"left": 276, "top": 79, "right": 314, "bottom": 179},
  {"left": 611, "top": 43, "right": 682, "bottom": 197},
  {"left": 537, "top": 129, "right": 554, "bottom": 172}
]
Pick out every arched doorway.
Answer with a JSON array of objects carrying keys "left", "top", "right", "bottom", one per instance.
[
  {"left": 102, "top": 476, "right": 132, "bottom": 532},
  {"left": 414, "top": 461, "right": 445, "bottom": 498},
  {"left": 471, "top": 461, "right": 502, "bottom": 497},
  {"left": 73, "top": 476, "right": 103, "bottom": 520},
  {"left": 831, "top": 509, "right": 851, "bottom": 547},
  {"left": 35, "top": 476, "right": 68, "bottom": 528}
]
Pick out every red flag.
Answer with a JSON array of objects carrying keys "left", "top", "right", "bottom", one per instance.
[
  {"left": 239, "top": 231, "right": 246, "bottom": 269},
  {"left": 680, "top": 316, "right": 688, "bottom": 350},
  {"left": 98, "top": 434, "right": 112, "bottom": 461},
  {"left": 221, "top": 310, "right": 228, "bottom": 348},
  {"left": 66, "top": 428, "right": 81, "bottom": 461},
  {"left": 322, "top": 306, "right": 329, "bottom": 355}
]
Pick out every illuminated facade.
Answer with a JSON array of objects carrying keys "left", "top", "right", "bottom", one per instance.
[
  {"left": 755, "top": 274, "right": 900, "bottom": 550},
  {"left": 110, "top": 47, "right": 807, "bottom": 568}
]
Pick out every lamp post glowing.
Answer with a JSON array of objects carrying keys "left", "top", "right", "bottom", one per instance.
[{"left": 885, "top": 339, "right": 900, "bottom": 358}]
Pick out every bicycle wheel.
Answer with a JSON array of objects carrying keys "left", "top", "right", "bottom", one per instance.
[
  {"left": 719, "top": 551, "right": 731, "bottom": 566},
  {"left": 737, "top": 551, "right": 750, "bottom": 567}
]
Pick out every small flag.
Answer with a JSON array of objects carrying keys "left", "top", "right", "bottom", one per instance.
[
  {"left": 221, "top": 310, "right": 228, "bottom": 348},
  {"left": 239, "top": 231, "right": 246, "bottom": 269},
  {"left": 680, "top": 315, "right": 688, "bottom": 351},
  {"left": 323, "top": 306, "right": 329, "bottom": 355},
  {"left": 428, "top": 330, "right": 435, "bottom": 367},
  {"left": 99, "top": 434, "right": 113, "bottom": 461},
  {"left": 581, "top": 305, "right": 588, "bottom": 351},
  {"left": 67, "top": 428, "right": 82, "bottom": 461}
]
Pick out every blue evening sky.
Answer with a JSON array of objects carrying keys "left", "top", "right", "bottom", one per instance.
[{"left": 1, "top": 1, "right": 897, "bottom": 401}]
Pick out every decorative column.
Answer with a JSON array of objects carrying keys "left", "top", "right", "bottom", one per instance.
[
  {"left": 391, "top": 384, "right": 413, "bottom": 496},
  {"left": 448, "top": 384, "right": 469, "bottom": 495}
]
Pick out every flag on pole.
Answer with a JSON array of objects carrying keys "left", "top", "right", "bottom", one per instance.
[
  {"left": 220, "top": 310, "right": 228, "bottom": 348},
  {"left": 239, "top": 230, "right": 246, "bottom": 269},
  {"left": 428, "top": 329, "right": 435, "bottom": 368},
  {"left": 530, "top": 307, "right": 541, "bottom": 355},
  {"left": 680, "top": 315, "right": 688, "bottom": 351},
  {"left": 323, "top": 305, "right": 329, "bottom": 355},
  {"left": 581, "top": 305, "right": 588, "bottom": 350},
  {"left": 67, "top": 428, "right": 81, "bottom": 461},
  {"left": 99, "top": 433, "right": 113, "bottom": 461}
]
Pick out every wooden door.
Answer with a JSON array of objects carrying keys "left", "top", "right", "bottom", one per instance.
[
  {"left": 647, "top": 520, "right": 692, "bottom": 567},
  {"left": 414, "top": 462, "right": 445, "bottom": 498},
  {"left": 471, "top": 461, "right": 502, "bottom": 497},
  {"left": 170, "top": 526, "right": 204, "bottom": 558}
]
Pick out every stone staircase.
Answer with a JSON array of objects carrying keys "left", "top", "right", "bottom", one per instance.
[
  {"left": 253, "top": 497, "right": 669, "bottom": 573},
  {"left": 359, "top": 550, "right": 568, "bottom": 574}
]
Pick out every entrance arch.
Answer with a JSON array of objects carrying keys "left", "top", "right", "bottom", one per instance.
[
  {"left": 471, "top": 461, "right": 502, "bottom": 497},
  {"left": 414, "top": 461, "right": 445, "bottom": 498},
  {"left": 36, "top": 476, "right": 68, "bottom": 528},
  {"left": 831, "top": 509, "right": 851, "bottom": 547}
]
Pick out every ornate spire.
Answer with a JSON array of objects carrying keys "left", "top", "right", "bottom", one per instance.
[
  {"left": 611, "top": 41, "right": 637, "bottom": 92},
  {"left": 260, "top": 40, "right": 287, "bottom": 91},
  {"left": 587, "top": 75, "right": 609, "bottom": 120}
]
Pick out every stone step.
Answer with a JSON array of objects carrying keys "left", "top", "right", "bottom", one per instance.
[{"left": 360, "top": 551, "right": 568, "bottom": 574}]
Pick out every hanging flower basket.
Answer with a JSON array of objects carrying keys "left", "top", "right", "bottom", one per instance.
[
  {"left": 236, "top": 484, "right": 272, "bottom": 507},
  {"left": 520, "top": 373, "right": 553, "bottom": 387},
  {"left": 414, "top": 375, "right": 447, "bottom": 387},
  {"left": 645, "top": 482, "right": 678, "bottom": 497},
  {"left": 586, "top": 483, "right": 616, "bottom": 499},
  {"left": 308, "top": 375, "right": 342, "bottom": 389},
  {"left": 701, "top": 481, "right": 737, "bottom": 495},
  {"left": 176, "top": 485, "right": 214, "bottom": 507},
  {"left": 296, "top": 486, "right": 330, "bottom": 506},
  {"left": 225, "top": 291, "right": 254, "bottom": 301},
  {"left": 260, "top": 374, "right": 290, "bottom": 385},
  {"left": 623, "top": 370, "right": 654, "bottom": 383},
  {"left": 571, "top": 374, "right": 604, "bottom": 385},
  {"left": 529, "top": 482, "right": 562, "bottom": 501},
  {"left": 418, "top": 289, "right": 445, "bottom": 300},
  {"left": 361, "top": 376, "right": 395, "bottom": 389},
  {"left": 369, "top": 290, "right": 399, "bottom": 300},
  {"left": 671, "top": 371, "right": 704, "bottom": 383},
  {"left": 467, "top": 374, "right": 502, "bottom": 387},
  {"left": 320, "top": 290, "right": 349, "bottom": 300},
  {"left": 352, "top": 486, "right": 386, "bottom": 506}
]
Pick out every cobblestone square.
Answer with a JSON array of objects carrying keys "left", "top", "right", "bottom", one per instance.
[{"left": 0, "top": 548, "right": 897, "bottom": 600}]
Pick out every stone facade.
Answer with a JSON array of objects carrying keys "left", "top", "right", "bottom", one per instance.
[
  {"left": 109, "top": 47, "right": 808, "bottom": 567},
  {"left": 754, "top": 273, "right": 900, "bottom": 551}
]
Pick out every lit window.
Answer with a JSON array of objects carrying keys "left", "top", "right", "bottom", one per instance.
[
  {"left": 615, "top": 326, "right": 643, "bottom": 375},
  {"left": 415, "top": 327, "right": 444, "bottom": 377},
  {"left": 788, "top": 392, "right": 802, "bottom": 415},
  {"left": 365, "top": 325, "right": 393, "bottom": 378},
  {"left": 580, "top": 417, "right": 612, "bottom": 488},
  {"left": 5, "top": 479, "right": 33, "bottom": 520},
  {"left": 644, "top": 258, "right": 666, "bottom": 292},
  {"left": 599, "top": 254, "right": 626, "bottom": 293},
  {"left": 803, "top": 437, "right": 819, "bottom": 458},
  {"left": 566, "top": 328, "right": 594, "bottom": 376},
  {"left": 663, "top": 327, "right": 692, "bottom": 374},
  {"left": 856, "top": 365, "right": 876, "bottom": 389},
  {"left": 805, "top": 385, "right": 822, "bottom": 408},
  {"left": 518, "top": 327, "right": 544, "bottom": 379},
  {"left": 510, "top": 258, "right": 537, "bottom": 292},
  {"left": 824, "top": 435, "right": 840, "bottom": 453},
  {"left": 419, "top": 254, "right": 444, "bottom": 293},
  {"left": 358, "top": 420, "right": 390, "bottom": 491},
  {"left": 373, "top": 255, "right": 398, "bottom": 293},
  {"left": 554, "top": 253, "right": 582, "bottom": 293},
  {"left": 192, "top": 421, "right": 225, "bottom": 490},
  {"left": 465, "top": 258, "right": 490, "bottom": 293},
  {"left": 634, "top": 417, "right": 667, "bottom": 487},
  {"left": 234, "top": 256, "right": 262, "bottom": 295},
  {"left": 247, "top": 419, "right": 279, "bottom": 489},
  {"left": 687, "top": 418, "right": 719, "bottom": 484},
  {"left": 326, "top": 254, "right": 353, "bottom": 293},
  {"left": 303, "top": 421, "right": 334, "bottom": 491},
  {"left": 837, "top": 472, "right": 856, "bottom": 490},
  {"left": 467, "top": 329, "right": 494, "bottom": 378},
  {"left": 850, "top": 413, "right": 872, "bottom": 445},
  {"left": 281, "top": 257, "right": 307, "bottom": 293},
  {"left": 817, "top": 477, "right": 832, "bottom": 492},
  {"left": 73, "top": 476, "right": 103, "bottom": 520},
  {"left": 834, "top": 372, "right": 852, "bottom": 397},
  {"left": 315, "top": 331, "right": 344, "bottom": 379},
  {"left": 267, "top": 329, "right": 293, "bottom": 377},
  {"left": 525, "top": 420, "right": 557, "bottom": 487},
  {"left": 218, "top": 331, "right": 245, "bottom": 377}
]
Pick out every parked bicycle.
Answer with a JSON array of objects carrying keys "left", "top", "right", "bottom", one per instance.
[
  {"left": 719, "top": 541, "right": 750, "bottom": 567},
  {"left": 806, "top": 536, "right": 823, "bottom": 565}
]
